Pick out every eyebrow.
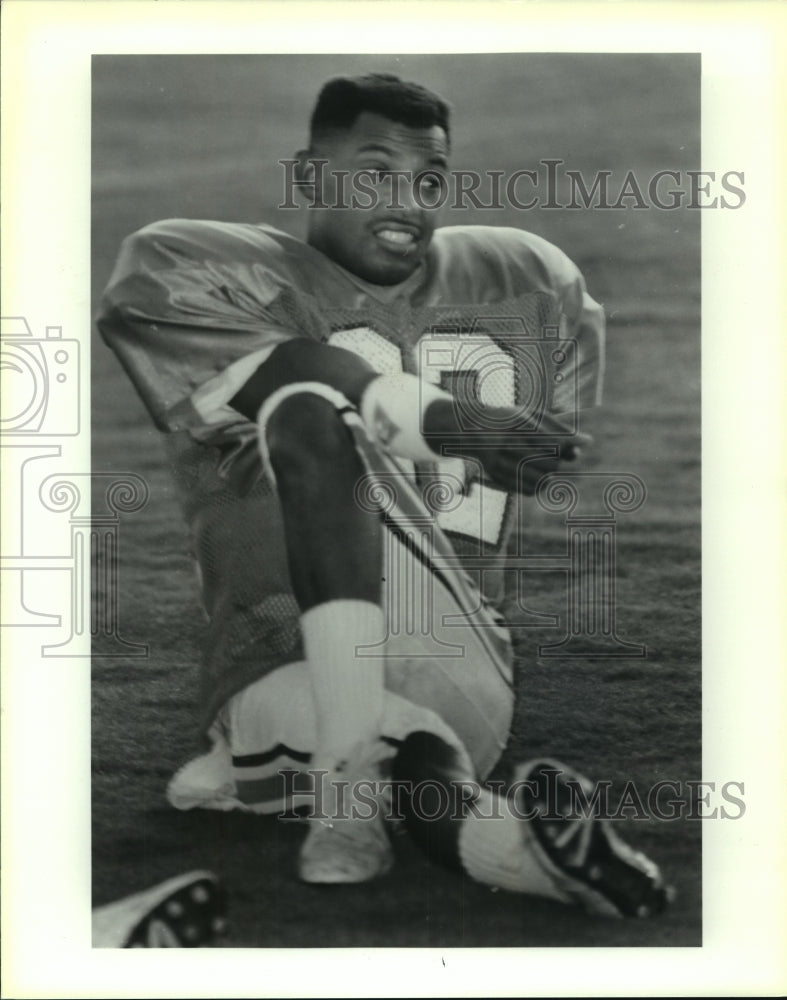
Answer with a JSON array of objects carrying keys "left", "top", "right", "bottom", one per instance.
[{"left": 355, "top": 142, "right": 448, "bottom": 168}]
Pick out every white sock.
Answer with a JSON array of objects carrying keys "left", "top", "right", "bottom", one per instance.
[
  {"left": 458, "top": 789, "right": 572, "bottom": 902},
  {"left": 300, "top": 600, "right": 385, "bottom": 765}
]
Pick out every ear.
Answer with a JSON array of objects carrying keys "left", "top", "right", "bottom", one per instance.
[
  {"left": 294, "top": 149, "right": 320, "bottom": 198},
  {"left": 294, "top": 149, "right": 314, "bottom": 183}
]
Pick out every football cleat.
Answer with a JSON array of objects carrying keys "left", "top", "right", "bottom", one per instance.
[
  {"left": 298, "top": 809, "right": 394, "bottom": 884},
  {"left": 513, "top": 760, "right": 675, "bottom": 918},
  {"left": 92, "top": 870, "right": 227, "bottom": 947},
  {"left": 298, "top": 742, "right": 395, "bottom": 884}
]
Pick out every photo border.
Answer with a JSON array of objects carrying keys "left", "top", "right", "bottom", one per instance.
[{"left": 2, "top": 2, "right": 786, "bottom": 996}]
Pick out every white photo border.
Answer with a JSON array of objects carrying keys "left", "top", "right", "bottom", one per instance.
[{"left": 2, "top": 1, "right": 786, "bottom": 997}]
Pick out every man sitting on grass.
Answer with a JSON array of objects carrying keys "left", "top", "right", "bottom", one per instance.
[{"left": 98, "top": 72, "right": 671, "bottom": 924}]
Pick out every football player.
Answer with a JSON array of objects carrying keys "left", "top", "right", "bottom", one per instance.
[{"left": 98, "top": 73, "right": 670, "bottom": 917}]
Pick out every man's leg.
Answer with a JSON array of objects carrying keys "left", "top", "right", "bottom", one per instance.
[
  {"left": 242, "top": 379, "right": 672, "bottom": 913},
  {"left": 263, "top": 390, "right": 392, "bottom": 882},
  {"left": 393, "top": 732, "right": 673, "bottom": 919}
]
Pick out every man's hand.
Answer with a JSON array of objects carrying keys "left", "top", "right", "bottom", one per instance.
[{"left": 423, "top": 398, "right": 591, "bottom": 495}]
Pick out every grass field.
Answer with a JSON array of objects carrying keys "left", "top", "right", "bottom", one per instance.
[{"left": 91, "top": 54, "right": 701, "bottom": 948}]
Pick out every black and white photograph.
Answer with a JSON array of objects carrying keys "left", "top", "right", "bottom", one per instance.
[
  {"left": 3, "top": 2, "right": 786, "bottom": 996},
  {"left": 90, "top": 51, "right": 702, "bottom": 949}
]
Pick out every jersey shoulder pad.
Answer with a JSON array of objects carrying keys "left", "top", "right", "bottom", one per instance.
[
  {"left": 114, "top": 219, "right": 310, "bottom": 297},
  {"left": 431, "top": 225, "right": 580, "bottom": 296}
]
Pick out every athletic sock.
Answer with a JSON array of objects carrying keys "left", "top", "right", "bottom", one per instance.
[
  {"left": 300, "top": 599, "right": 385, "bottom": 765},
  {"left": 457, "top": 790, "right": 572, "bottom": 902},
  {"left": 393, "top": 731, "right": 573, "bottom": 902}
]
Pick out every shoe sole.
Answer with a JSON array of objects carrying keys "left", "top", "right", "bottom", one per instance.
[
  {"left": 123, "top": 871, "right": 227, "bottom": 947},
  {"left": 299, "top": 855, "right": 394, "bottom": 884}
]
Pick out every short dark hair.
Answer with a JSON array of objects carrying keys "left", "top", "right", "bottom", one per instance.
[{"left": 309, "top": 73, "right": 451, "bottom": 147}]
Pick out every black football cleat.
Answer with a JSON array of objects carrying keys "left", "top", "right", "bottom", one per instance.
[{"left": 513, "top": 760, "right": 675, "bottom": 918}]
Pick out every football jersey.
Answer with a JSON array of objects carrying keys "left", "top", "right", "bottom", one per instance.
[{"left": 98, "top": 220, "right": 605, "bottom": 728}]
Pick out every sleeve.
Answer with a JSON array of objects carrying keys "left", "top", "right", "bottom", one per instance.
[
  {"left": 96, "top": 220, "right": 304, "bottom": 433},
  {"left": 506, "top": 227, "right": 606, "bottom": 415},
  {"left": 551, "top": 261, "right": 606, "bottom": 415}
]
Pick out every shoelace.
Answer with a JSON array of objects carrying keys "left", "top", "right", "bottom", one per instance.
[{"left": 552, "top": 810, "right": 595, "bottom": 866}]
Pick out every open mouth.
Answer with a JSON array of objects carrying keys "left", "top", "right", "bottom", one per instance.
[{"left": 372, "top": 224, "right": 420, "bottom": 254}]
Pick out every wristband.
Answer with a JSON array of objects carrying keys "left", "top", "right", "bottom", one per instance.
[{"left": 359, "top": 374, "right": 452, "bottom": 462}]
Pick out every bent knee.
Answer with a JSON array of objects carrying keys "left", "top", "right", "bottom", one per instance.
[{"left": 264, "top": 391, "right": 357, "bottom": 479}]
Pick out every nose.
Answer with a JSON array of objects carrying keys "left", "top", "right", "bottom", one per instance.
[
  {"left": 397, "top": 175, "right": 422, "bottom": 212},
  {"left": 381, "top": 172, "right": 427, "bottom": 218}
]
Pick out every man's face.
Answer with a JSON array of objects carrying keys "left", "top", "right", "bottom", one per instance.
[{"left": 304, "top": 112, "right": 449, "bottom": 286}]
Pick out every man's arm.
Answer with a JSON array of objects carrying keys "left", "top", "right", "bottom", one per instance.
[
  {"left": 229, "top": 338, "right": 588, "bottom": 495},
  {"left": 229, "top": 338, "right": 378, "bottom": 417}
]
